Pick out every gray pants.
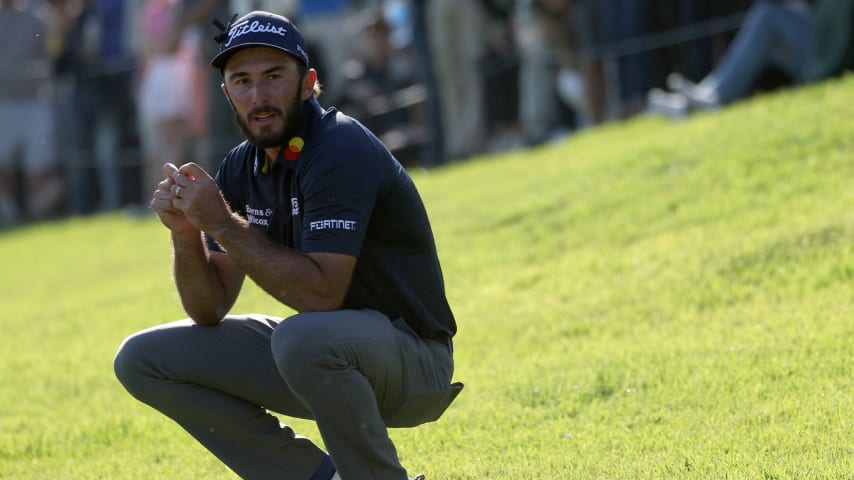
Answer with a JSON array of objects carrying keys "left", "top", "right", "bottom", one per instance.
[{"left": 113, "top": 309, "right": 459, "bottom": 480}]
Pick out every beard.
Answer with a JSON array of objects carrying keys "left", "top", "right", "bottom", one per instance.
[{"left": 234, "top": 87, "right": 304, "bottom": 149}]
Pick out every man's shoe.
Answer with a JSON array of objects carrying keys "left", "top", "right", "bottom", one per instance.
[
  {"left": 665, "top": 72, "right": 721, "bottom": 110},
  {"left": 646, "top": 88, "right": 690, "bottom": 119},
  {"left": 666, "top": 72, "right": 696, "bottom": 95}
]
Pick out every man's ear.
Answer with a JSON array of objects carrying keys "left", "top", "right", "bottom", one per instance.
[{"left": 302, "top": 69, "right": 318, "bottom": 100}]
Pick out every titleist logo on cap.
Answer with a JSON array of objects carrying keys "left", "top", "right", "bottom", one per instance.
[{"left": 225, "top": 20, "right": 288, "bottom": 47}]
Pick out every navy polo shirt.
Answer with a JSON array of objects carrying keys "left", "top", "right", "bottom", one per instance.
[{"left": 206, "top": 97, "right": 455, "bottom": 340}]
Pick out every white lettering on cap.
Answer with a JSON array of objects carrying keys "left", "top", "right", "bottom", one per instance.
[{"left": 224, "top": 20, "right": 288, "bottom": 48}]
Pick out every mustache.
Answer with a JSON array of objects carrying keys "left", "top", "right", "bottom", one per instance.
[{"left": 247, "top": 106, "right": 283, "bottom": 117}]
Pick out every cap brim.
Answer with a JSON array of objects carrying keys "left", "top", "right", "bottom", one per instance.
[{"left": 211, "top": 43, "right": 307, "bottom": 69}]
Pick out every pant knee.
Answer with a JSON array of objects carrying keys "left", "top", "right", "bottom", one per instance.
[
  {"left": 113, "top": 331, "right": 155, "bottom": 400},
  {"left": 270, "top": 313, "right": 339, "bottom": 388}
]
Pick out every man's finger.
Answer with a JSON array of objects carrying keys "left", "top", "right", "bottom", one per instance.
[
  {"left": 173, "top": 173, "right": 194, "bottom": 188},
  {"left": 151, "top": 195, "right": 176, "bottom": 212},
  {"left": 163, "top": 163, "right": 180, "bottom": 179},
  {"left": 177, "top": 162, "right": 208, "bottom": 181},
  {"left": 157, "top": 177, "right": 174, "bottom": 191}
]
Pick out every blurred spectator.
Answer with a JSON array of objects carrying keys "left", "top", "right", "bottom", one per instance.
[
  {"left": 709, "top": 0, "right": 758, "bottom": 55},
  {"left": 515, "top": 0, "right": 586, "bottom": 145},
  {"left": 531, "top": 0, "right": 591, "bottom": 129},
  {"left": 169, "top": 0, "right": 231, "bottom": 175},
  {"left": 408, "top": 0, "right": 445, "bottom": 166},
  {"left": 338, "top": 10, "right": 426, "bottom": 165},
  {"left": 583, "top": 0, "right": 657, "bottom": 120},
  {"left": 296, "top": 0, "right": 356, "bottom": 106},
  {"left": 428, "top": 0, "right": 487, "bottom": 160},
  {"left": 649, "top": 0, "right": 714, "bottom": 85},
  {"left": 135, "top": 0, "right": 198, "bottom": 203},
  {"left": 231, "top": 0, "right": 296, "bottom": 16},
  {"left": 514, "top": 0, "right": 560, "bottom": 145},
  {"left": 480, "top": 0, "right": 523, "bottom": 152},
  {"left": 55, "top": 0, "right": 141, "bottom": 215},
  {"left": 648, "top": 0, "right": 854, "bottom": 117},
  {"left": 12, "top": 0, "right": 833, "bottom": 232},
  {"left": 558, "top": 0, "right": 608, "bottom": 125},
  {"left": 0, "top": 0, "right": 64, "bottom": 227}
]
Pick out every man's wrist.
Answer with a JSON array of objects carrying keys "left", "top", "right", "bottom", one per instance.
[
  {"left": 171, "top": 229, "right": 205, "bottom": 251},
  {"left": 205, "top": 212, "right": 246, "bottom": 249}
]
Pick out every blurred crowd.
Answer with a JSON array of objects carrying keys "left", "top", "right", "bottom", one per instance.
[{"left": 1, "top": 0, "right": 852, "bottom": 229}]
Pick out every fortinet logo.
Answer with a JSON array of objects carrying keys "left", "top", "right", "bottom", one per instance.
[{"left": 310, "top": 219, "right": 357, "bottom": 232}]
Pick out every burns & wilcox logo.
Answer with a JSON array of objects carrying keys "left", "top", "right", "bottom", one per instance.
[{"left": 245, "top": 204, "right": 273, "bottom": 227}]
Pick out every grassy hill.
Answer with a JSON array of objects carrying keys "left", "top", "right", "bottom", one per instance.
[{"left": 1, "top": 75, "right": 852, "bottom": 479}]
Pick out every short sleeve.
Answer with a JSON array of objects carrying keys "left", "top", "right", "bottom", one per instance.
[{"left": 298, "top": 129, "right": 387, "bottom": 256}]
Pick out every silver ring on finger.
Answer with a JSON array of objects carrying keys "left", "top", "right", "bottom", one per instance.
[{"left": 174, "top": 186, "right": 182, "bottom": 199}]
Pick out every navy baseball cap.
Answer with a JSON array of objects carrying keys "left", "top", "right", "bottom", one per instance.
[{"left": 211, "top": 11, "right": 309, "bottom": 70}]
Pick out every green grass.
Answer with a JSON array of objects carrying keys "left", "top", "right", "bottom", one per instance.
[{"left": 2, "top": 76, "right": 853, "bottom": 479}]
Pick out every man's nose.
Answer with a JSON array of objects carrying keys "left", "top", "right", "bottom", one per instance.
[{"left": 249, "top": 83, "right": 270, "bottom": 104}]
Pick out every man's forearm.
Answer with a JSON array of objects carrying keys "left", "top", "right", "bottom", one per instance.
[
  {"left": 208, "top": 213, "right": 337, "bottom": 312},
  {"left": 171, "top": 230, "right": 233, "bottom": 324}
]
